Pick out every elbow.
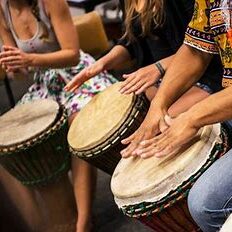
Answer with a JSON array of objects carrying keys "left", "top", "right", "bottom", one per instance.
[{"left": 69, "top": 49, "right": 80, "bottom": 66}]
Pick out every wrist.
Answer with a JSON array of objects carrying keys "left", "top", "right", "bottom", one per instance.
[
  {"left": 27, "top": 53, "right": 35, "bottom": 67},
  {"left": 154, "top": 61, "right": 165, "bottom": 77}
]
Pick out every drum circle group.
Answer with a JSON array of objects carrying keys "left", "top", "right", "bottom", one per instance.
[{"left": 0, "top": 83, "right": 230, "bottom": 231}]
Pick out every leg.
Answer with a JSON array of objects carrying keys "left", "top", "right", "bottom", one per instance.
[
  {"left": 69, "top": 113, "right": 97, "bottom": 232},
  {"left": 188, "top": 148, "right": 232, "bottom": 232}
]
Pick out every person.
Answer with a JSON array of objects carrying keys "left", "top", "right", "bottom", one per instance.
[
  {"left": 0, "top": 0, "right": 117, "bottom": 231},
  {"left": 119, "top": 0, "right": 232, "bottom": 231},
  {"left": 65, "top": 0, "right": 222, "bottom": 117}
]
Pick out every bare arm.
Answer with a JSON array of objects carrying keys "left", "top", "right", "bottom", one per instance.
[
  {"left": 28, "top": 0, "right": 79, "bottom": 67},
  {"left": 64, "top": 44, "right": 131, "bottom": 91},
  {"left": 153, "top": 44, "right": 213, "bottom": 111}
]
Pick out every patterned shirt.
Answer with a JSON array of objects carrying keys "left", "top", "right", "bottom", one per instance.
[{"left": 184, "top": 0, "right": 232, "bottom": 87}]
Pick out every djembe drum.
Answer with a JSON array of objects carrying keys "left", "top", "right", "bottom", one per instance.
[
  {"left": 68, "top": 82, "right": 149, "bottom": 175},
  {"left": 111, "top": 123, "right": 228, "bottom": 232},
  {"left": 0, "top": 99, "right": 76, "bottom": 232}
]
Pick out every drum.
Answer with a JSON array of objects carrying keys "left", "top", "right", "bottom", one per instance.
[
  {"left": 68, "top": 82, "right": 149, "bottom": 175},
  {"left": 111, "top": 123, "right": 228, "bottom": 232},
  {"left": 220, "top": 214, "right": 232, "bottom": 232},
  {"left": 0, "top": 99, "right": 70, "bottom": 186},
  {"left": 0, "top": 99, "right": 76, "bottom": 231}
]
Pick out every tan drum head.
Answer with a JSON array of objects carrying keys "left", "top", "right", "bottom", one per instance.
[
  {"left": 68, "top": 82, "right": 134, "bottom": 150},
  {"left": 0, "top": 99, "right": 59, "bottom": 147},
  {"left": 111, "top": 124, "right": 222, "bottom": 207}
]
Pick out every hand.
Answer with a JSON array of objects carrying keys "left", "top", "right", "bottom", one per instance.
[
  {"left": 120, "top": 106, "right": 168, "bottom": 158},
  {"left": 119, "top": 64, "right": 161, "bottom": 95},
  {"left": 64, "top": 60, "right": 105, "bottom": 92},
  {"left": 0, "top": 46, "right": 31, "bottom": 72},
  {"left": 135, "top": 113, "right": 200, "bottom": 158}
]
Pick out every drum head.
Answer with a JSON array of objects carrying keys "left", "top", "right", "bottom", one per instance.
[
  {"left": 0, "top": 99, "right": 59, "bottom": 147},
  {"left": 111, "top": 124, "right": 222, "bottom": 207},
  {"left": 68, "top": 82, "right": 134, "bottom": 150}
]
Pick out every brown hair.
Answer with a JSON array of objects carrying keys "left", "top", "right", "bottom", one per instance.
[
  {"left": 27, "top": 0, "right": 50, "bottom": 42},
  {"left": 123, "top": 0, "right": 165, "bottom": 42}
]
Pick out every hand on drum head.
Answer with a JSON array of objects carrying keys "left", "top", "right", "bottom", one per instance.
[
  {"left": 135, "top": 114, "right": 200, "bottom": 158},
  {"left": 119, "top": 64, "right": 161, "bottom": 95},
  {"left": 120, "top": 109, "right": 168, "bottom": 158},
  {"left": 64, "top": 60, "right": 104, "bottom": 92}
]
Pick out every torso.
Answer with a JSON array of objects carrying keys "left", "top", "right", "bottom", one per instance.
[{"left": 1, "top": 0, "right": 60, "bottom": 53}]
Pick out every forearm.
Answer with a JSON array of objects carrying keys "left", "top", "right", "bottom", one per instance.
[
  {"left": 158, "top": 55, "right": 175, "bottom": 73},
  {"left": 153, "top": 44, "right": 212, "bottom": 111},
  {"left": 28, "top": 49, "right": 79, "bottom": 68},
  {"left": 100, "top": 45, "right": 131, "bottom": 70},
  {"left": 187, "top": 86, "right": 232, "bottom": 128}
]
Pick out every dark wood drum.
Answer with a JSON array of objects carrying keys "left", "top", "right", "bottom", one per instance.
[
  {"left": 68, "top": 82, "right": 149, "bottom": 175},
  {"left": 111, "top": 124, "right": 228, "bottom": 232},
  {"left": 0, "top": 99, "right": 76, "bottom": 231}
]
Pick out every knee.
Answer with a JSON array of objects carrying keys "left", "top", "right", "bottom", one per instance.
[{"left": 187, "top": 183, "right": 211, "bottom": 224}]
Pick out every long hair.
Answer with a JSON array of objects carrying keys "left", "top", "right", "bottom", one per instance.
[
  {"left": 26, "top": 0, "right": 50, "bottom": 42},
  {"left": 123, "top": 0, "right": 165, "bottom": 42}
]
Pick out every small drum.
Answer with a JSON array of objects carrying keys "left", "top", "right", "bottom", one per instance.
[
  {"left": 68, "top": 82, "right": 149, "bottom": 174},
  {"left": 0, "top": 99, "right": 76, "bottom": 231},
  {"left": 0, "top": 99, "right": 70, "bottom": 186},
  {"left": 111, "top": 124, "right": 228, "bottom": 231}
]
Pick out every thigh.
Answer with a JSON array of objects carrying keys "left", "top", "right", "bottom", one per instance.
[{"left": 189, "top": 148, "right": 232, "bottom": 211}]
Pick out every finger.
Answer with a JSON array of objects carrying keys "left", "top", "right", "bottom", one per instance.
[
  {"left": 140, "top": 147, "right": 157, "bottom": 159},
  {"left": 0, "top": 51, "right": 20, "bottom": 58},
  {"left": 159, "top": 116, "right": 169, "bottom": 133},
  {"left": 121, "top": 133, "right": 136, "bottom": 145},
  {"left": 164, "top": 114, "right": 174, "bottom": 126},
  {"left": 1, "top": 60, "right": 23, "bottom": 66},
  {"left": 122, "top": 74, "right": 131, "bottom": 79},
  {"left": 135, "top": 144, "right": 155, "bottom": 156},
  {"left": 155, "top": 145, "right": 179, "bottom": 158},
  {"left": 119, "top": 75, "right": 140, "bottom": 93},
  {"left": 121, "top": 142, "right": 139, "bottom": 158},
  {"left": 2, "top": 45, "right": 18, "bottom": 51},
  {"left": 64, "top": 71, "right": 86, "bottom": 91},
  {"left": 139, "top": 137, "right": 158, "bottom": 149},
  {"left": 123, "top": 80, "right": 144, "bottom": 95},
  {"left": 135, "top": 82, "right": 152, "bottom": 95}
]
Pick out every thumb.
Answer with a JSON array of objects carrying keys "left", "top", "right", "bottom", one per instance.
[
  {"left": 164, "top": 114, "right": 174, "bottom": 126},
  {"left": 159, "top": 115, "right": 170, "bottom": 133}
]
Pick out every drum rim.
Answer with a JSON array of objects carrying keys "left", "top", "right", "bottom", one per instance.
[
  {"left": 120, "top": 129, "right": 228, "bottom": 218},
  {"left": 0, "top": 105, "right": 67, "bottom": 155},
  {"left": 70, "top": 94, "right": 149, "bottom": 158}
]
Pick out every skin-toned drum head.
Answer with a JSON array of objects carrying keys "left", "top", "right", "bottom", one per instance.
[
  {"left": 111, "top": 124, "right": 222, "bottom": 207},
  {"left": 68, "top": 82, "right": 134, "bottom": 150},
  {"left": 0, "top": 99, "right": 59, "bottom": 147}
]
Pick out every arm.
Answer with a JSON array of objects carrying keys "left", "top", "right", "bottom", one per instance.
[
  {"left": 29, "top": 0, "right": 79, "bottom": 67},
  {"left": 119, "top": 54, "right": 175, "bottom": 95},
  {"left": 0, "top": 0, "right": 79, "bottom": 69},
  {"left": 120, "top": 44, "right": 212, "bottom": 158},
  {"left": 153, "top": 44, "right": 212, "bottom": 112},
  {"left": 64, "top": 45, "right": 131, "bottom": 91}
]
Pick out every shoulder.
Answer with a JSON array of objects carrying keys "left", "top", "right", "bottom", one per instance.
[{"left": 42, "top": 0, "right": 69, "bottom": 15}]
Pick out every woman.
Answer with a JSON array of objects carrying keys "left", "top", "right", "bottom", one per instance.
[
  {"left": 65, "top": 0, "right": 222, "bottom": 158},
  {"left": 0, "top": 0, "right": 116, "bottom": 231},
  {"left": 122, "top": 0, "right": 232, "bottom": 231}
]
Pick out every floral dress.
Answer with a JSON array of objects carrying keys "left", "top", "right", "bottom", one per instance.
[
  {"left": 20, "top": 50, "right": 117, "bottom": 116},
  {"left": 184, "top": 0, "right": 232, "bottom": 88}
]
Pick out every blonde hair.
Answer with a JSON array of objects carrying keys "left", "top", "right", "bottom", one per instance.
[
  {"left": 123, "top": 0, "right": 165, "bottom": 41},
  {"left": 28, "top": 0, "right": 50, "bottom": 42}
]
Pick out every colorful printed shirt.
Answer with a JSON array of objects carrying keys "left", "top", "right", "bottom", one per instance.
[{"left": 184, "top": 0, "right": 232, "bottom": 87}]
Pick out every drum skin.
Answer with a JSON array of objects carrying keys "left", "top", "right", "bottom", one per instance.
[
  {"left": 68, "top": 82, "right": 149, "bottom": 175},
  {"left": 111, "top": 124, "right": 229, "bottom": 232}
]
